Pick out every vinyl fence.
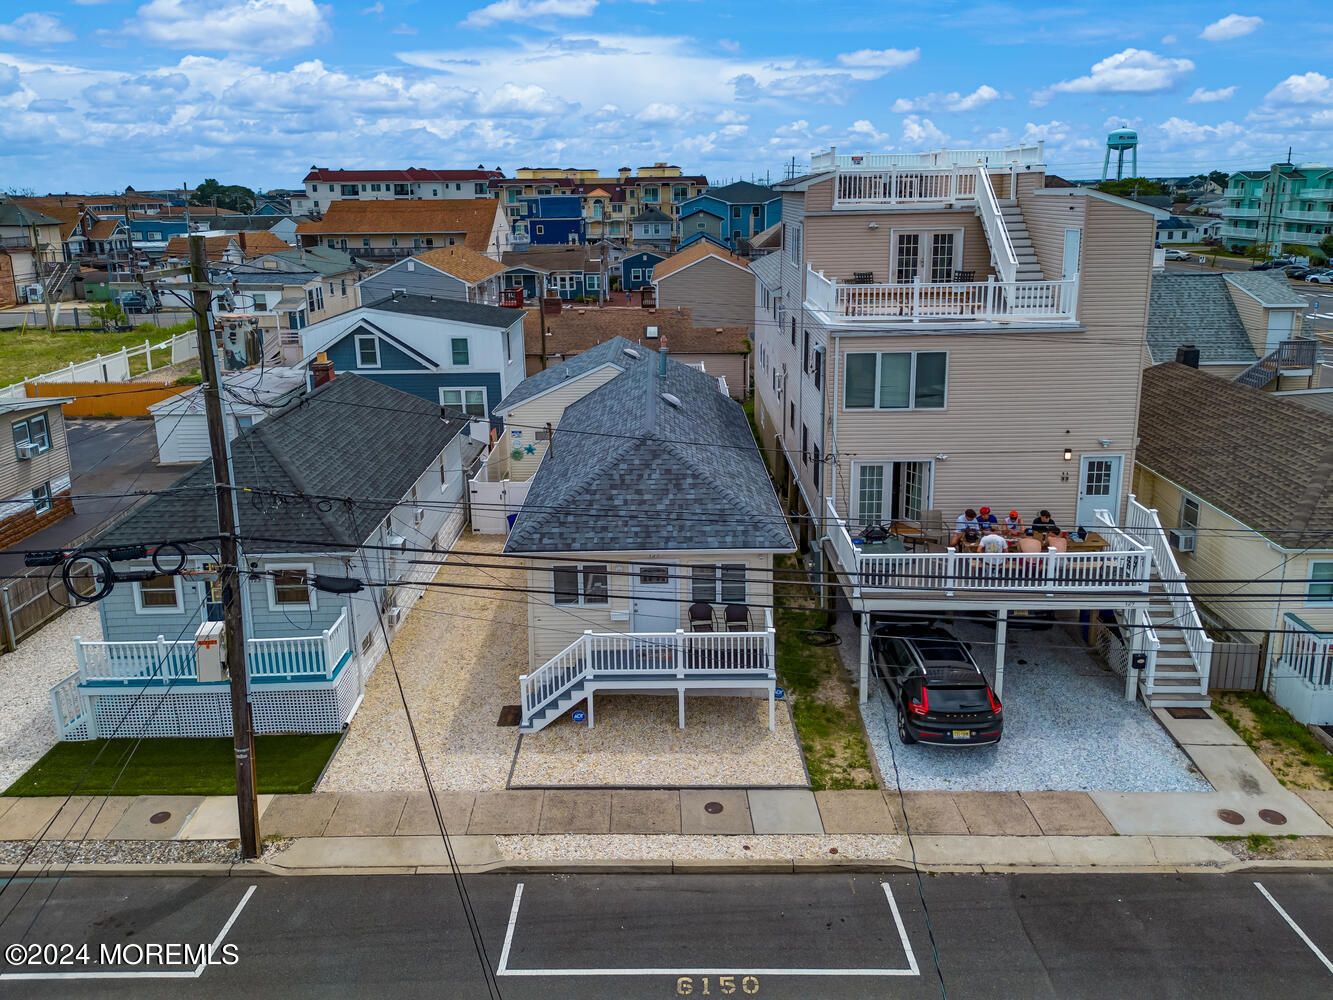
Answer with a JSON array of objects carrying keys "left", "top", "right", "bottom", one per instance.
[{"left": 0, "top": 333, "right": 198, "bottom": 404}]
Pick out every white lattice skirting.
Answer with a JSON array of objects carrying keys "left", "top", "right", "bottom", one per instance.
[{"left": 77, "top": 662, "right": 360, "bottom": 739}]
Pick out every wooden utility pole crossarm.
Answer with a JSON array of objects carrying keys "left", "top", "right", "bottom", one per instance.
[{"left": 189, "top": 234, "right": 261, "bottom": 859}]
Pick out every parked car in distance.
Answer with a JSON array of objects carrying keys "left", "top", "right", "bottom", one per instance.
[
  {"left": 1285, "top": 266, "right": 1316, "bottom": 280},
  {"left": 871, "top": 623, "right": 1003, "bottom": 746},
  {"left": 1250, "top": 258, "right": 1294, "bottom": 271},
  {"left": 1164, "top": 249, "right": 1193, "bottom": 261},
  {"left": 1307, "top": 270, "right": 1333, "bottom": 285},
  {"left": 118, "top": 292, "right": 147, "bottom": 311}
]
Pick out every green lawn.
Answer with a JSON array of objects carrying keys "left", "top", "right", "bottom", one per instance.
[
  {"left": 0, "top": 321, "right": 195, "bottom": 384},
  {"left": 774, "top": 555, "right": 878, "bottom": 791},
  {"left": 3, "top": 734, "right": 342, "bottom": 797}
]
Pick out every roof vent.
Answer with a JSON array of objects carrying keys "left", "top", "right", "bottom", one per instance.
[
  {"left": 660, "top": 392, "right": 682, "bottom": 409},
  {"left": 645, "top": 326, "right": 659, "bottom": 339},
  {"left": 623, "top": 347, "right": 641, "bottom": 359}
]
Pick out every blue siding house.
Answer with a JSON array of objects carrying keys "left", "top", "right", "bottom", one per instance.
[
  {"left": 619, "top": 250, "right": 666, "bottom": 291},
  {"left": 513, "top": 195, "right": 585, "bottom": 247},
  {"left": 50, "top": 376, "right": 476, "bottom": 740},
  {"left": 676, "top": 181, "right": 781, "bottom": 248},
  {"left": 501, "top": 246, "right": 601, "bottom": 301},
  {"left": 299, "top": 293, "right": 527, "bottom": 428}
]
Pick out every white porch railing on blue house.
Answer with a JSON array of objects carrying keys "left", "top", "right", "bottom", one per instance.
[{"left": 73, "top": 609, "right": 351, "bottom": 685}]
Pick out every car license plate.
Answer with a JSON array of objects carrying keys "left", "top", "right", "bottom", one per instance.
[{"left": 952, "top": 729, "right": 971, "bottom": 739}]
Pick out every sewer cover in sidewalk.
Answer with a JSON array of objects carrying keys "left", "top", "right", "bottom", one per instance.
[
  {"left": 704, "top": 801, "right": 724, "bottom": 814},
  {"left": 1217, "top": 809, "right": 1245, "bottom": 825},
  {"left": 1166, "top": 707, "right": 1211, "bottom": 719},
  {"left": 149, "top": 811, "right": 172, "bottom": 825},
  {"left": 1258, "top": 809, "right": 1287, "bottom": 826}
]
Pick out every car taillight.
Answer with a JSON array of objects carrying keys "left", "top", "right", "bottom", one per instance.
[
  {"left": 988, "top": 688, "right": 1002, "bottom": 714},
  {"left": 908, "top": 688, "right": 929, "bottom": 717}
]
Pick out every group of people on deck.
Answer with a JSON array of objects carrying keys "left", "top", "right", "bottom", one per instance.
[{"left": 949, "top": 506, "right": 1068, "bottom": 554}]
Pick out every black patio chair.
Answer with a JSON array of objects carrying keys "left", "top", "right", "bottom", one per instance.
[
  {"left": 689, "top": 602, "right": 716, "bottom": 632},
  {"left": 954, "top": 269, "right": 975, "bottom": 283},
  {"left": 861, "top": 522, "right": 890, "bottom": 543},
  {"left": 724, "top": 604, "right": 751, "bottom": 632},
  {"left": 852, "top": 270, "right": 875, "bottom": 285}
]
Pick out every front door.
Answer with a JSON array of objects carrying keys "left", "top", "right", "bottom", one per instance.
[
  {"left": 1062, "top": 228, "right": 1082, "bottom": 279},
  {"left": 1075, "top": 454, "right": 1123, "bottom": 531},
  {"left": 631, "top": 563, "right": 678, "bottom": 633}
]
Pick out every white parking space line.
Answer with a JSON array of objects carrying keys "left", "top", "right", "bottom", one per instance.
[
  {"left": 495, "top": 880, "right": 920, "bottom": 978},
  {"left": 0, "top": 884, "right": 256, "bottom": 982},
  {"left": 1254, "top": 881, "right": 1333, "bottom": 976}
]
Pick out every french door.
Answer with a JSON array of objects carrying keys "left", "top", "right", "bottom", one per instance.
[
  {"left": 893, "top": 232, "right": 959, "bottom": 283},
  {"left": 852, "top": 461, "right": 932, "bottom": 528}
]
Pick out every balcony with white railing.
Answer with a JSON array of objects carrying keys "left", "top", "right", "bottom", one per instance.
[
  {"left": 811, "top": 144, "right": 1044, "bottom": 173},
  {"left": 72, "top": 609, "right": 352, "bottom": 686},
  {"left": 1282, "top": 209, "right": 1333, "bottom": 224},
  {"left": 805, "top": 265, "right": 1078, "bottom": 326},
  {"left": 1271, "top": 613, "right": 1333, "bottom": 725},
  {"left": 825, "top": 499, "right": 1150, "bottom": 599}
]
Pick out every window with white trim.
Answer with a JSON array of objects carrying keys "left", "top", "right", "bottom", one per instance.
[
  {"left": 1179, "top": 493, "right": 1200, "bottom": 532},
  {"left": 787, "top": 223, "right": 802, "bottom": 264},
  {"left": 440, "top": 387, "right": 487, "bottom": 418},
  {"left": 844, "top": 351, "right": 947, "bottom": 410},
  {"left": 31, "top": 481, "right": 53, "bottom": 514},
  {"left": 451, "top": 338, "right": 470, "bottom": 366},
  {"left": 631, "top": 268, "right": 643, "bottom": 281},
  {"left": 690, "top": 564, "right": 746, "bottom": 605},
  {"left": 1309, "top": 561, "right": 1333, "bottom": 604},
  {"left": 355, "top": 335, "right": 380, "bottom": 368},
  {"left": 553, "top": 564, "right": 609, "bottom": 606},
  {"left": 268, "top": 565, "right": 315, "bottom": 610},
  {"left": 12, "top": 413, "right": 51, "bottom": 458},
  {"left": 134, "top": 572, "right": 181, "bottom": 613}
]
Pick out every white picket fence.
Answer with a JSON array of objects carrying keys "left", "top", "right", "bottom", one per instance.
[{"left": 0, "top": 332, "right": 198, "bottom": 402}]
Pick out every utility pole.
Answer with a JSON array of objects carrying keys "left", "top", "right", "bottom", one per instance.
[
  {"left": 189, "top": 234, "right": 261, "bottom": 859},
  {"left": 30, "top": 221, "right": 54, "bottom": 333}
]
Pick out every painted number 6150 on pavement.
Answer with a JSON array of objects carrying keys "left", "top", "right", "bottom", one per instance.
[{"left": 676, "top": 974, "right": 760, "bottom": 994}]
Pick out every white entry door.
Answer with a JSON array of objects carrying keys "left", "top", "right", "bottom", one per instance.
[
  {"left": 1062, "top": 228, "right": 1082, "bottom": 279},
  {"left": 1075, "top": 454, "right": 1123, "bottom": 531},
  {"left": 631, "top": 563, "right": 678, "bottom": 633}
]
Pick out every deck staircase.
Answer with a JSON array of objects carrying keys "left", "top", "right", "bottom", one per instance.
[
  {"left": 994, "top": 200, "right": 1046, "bottom": 282},
  {"left": 1142, "top": 575, "right": 1211, "bottom": 708}
]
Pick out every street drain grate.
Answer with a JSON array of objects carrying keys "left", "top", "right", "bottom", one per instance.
[
  {"left": 704, "top": 801, "right": 724, "bottom": 814},
  {"left": 1258, "top": 809, "right": 1287, "bottom": 825},
  {"left": 1217, "top": 809, "right": 1245, "bottom": 825},
  {"left": 1166, "top": 707, "right": 1210, "bottom": 719},
  {"left": 148, "top": 811, "right": 172, "bottom": 825},
  {"left": 497, "top": 705, "right": 521, "bottom": 727}
]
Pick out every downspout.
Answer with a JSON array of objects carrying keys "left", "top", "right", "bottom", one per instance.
[{"left": 1261, "top": 539, "right": 1289, "bottom": 695}]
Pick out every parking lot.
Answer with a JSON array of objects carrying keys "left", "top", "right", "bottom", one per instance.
[{"left": 860, "top": 619, "right": 1212, "bottom": 793}]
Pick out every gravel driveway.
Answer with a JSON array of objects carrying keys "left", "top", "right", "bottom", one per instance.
[
  {"left": 862, "top": 620, "right": 1212, "bottom": 793},
  {"left": 0, "top": 603, "right": 99, "bottom": 791}
]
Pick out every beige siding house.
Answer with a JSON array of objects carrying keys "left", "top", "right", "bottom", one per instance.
[
  {"left": 651, "top": 242, "right": 755, "bottom": 328},
  {"left": 1, "top": 398, "right": 75, "bottom": 549},
  {"left": 1136, "top": 361, "right": 1333, "bottom": 725},
  {"left": 492, "top": 340, "right": 793, "bottom": 732}
]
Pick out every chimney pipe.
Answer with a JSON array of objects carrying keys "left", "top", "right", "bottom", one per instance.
[
  {"left": 1175, "top": 344, "right": 1200, "bottom": 369},
  {"left": 311, "top": 351, "right": 336, "bottom": 386},
  {"left": 658, "top": 343, "right": 668, "bottom": 378}
]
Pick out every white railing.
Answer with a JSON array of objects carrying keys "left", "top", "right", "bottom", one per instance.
[
  {"left": 856, "top": 545, "right": 1149, "bottom": 593},
  {"left": 975, "top": 167, "right": 1019, "bottom": 284},
  {"left": 1122, "top": 495, "right": 1212, "bottom": 693},
  {"left": 806, "top": 265, "right": 1077, "bottom": 324},
  {"left": 832, "top": 165, "right": 978, "bottom": 207},
  {"left": 520, "top": 612, "right": 777, "bottom": 724},
  {"left": 0, "top": 332, "right": 198, "bottom": 402},
  {"left": 1276, "top": 614, "right": 1333, "bottom": 688},
  {"left": 73, "top": 610, "right": 349, "bottom": 684},
  {"left": 49, "top": 672, "right": 92, "bottom": 740},
  {"left": 811, "top": 144, "right": 1044, "bottom": 171},
  {"left": 1152, "top": 248, "right": 1166, "bottom": 271},
  {"left": 827, "top": 498, "right": 859, "bottom": 588}
]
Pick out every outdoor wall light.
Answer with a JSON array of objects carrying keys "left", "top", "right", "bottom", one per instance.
[
  {"left": 1098, "top": 439, "right": 1112, "bottom": 448},
  {"left": 935, "top": 453, "right": 948, "bottom": 461},
  {"left": 867, "top": 221, "right": 879, "bottom": 229},
  {"left": 1062, "top": 448, "right": 1073, "bottom": 461}
]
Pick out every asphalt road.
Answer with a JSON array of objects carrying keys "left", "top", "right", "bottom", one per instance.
[{"left": 0, "top": 872, "right": 1328, "bottom": 998}]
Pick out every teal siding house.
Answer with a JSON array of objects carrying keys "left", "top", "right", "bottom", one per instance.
[{"left": 676, "top": 181, "right": 780, "bottom": 248}]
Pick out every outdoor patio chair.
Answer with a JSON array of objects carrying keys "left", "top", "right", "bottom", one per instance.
[
  {"left": 724, "top": 604, "right": 751, "bottom": 632},
  {"left": 689, "top": 602, "right": 716, "bottom": 632},
  {"left": 861, "top": 522, "right": 890, "bottom": 543},
  {"left": 852, "top": 271, "right": 875, "bottom": 285},
  {"left": 919, "top": 509, "right": 947, "bottom": 548},
  {"left": 954, "top": 269, "right": 975, "bottom": 283}
]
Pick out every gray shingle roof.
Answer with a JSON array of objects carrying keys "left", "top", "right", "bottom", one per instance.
[
  {"left": 1146, "top": 274, "right": 1258, "bottom": 364},
  {"left": 504, "top": 353, "right": 793, "bottom": 555},
  {"left": 96, "top": 375, "right": 468, "bottom": 553},
  {"left": 361, "top": 292, "right": 521, "bottom": 328},
  {"left": 695, "top": 181, "right": 778, "bottom": 204},
  {"left": 495, "top": 336, "right": 643, "bottom": 412},
  {"left": 632, "top": 207, "right": 673, "bottom": 224},
  {"left": 1223, "top": 271, "right": 1307, "bottom": 308}
]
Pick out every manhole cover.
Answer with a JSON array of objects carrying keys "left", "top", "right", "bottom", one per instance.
[
  {"left": 1259, "top": 809, "right": 1288, "bottom": 826},
  {"left": 704, "top": 801, "right": 724, "bottom": 814},
  {"left": 148, "top": 811, "right": 172, "bottom": 825},
  {"left": 1217, "top": 809, "right": 1245, "bottom": 825},
  {"left": 1167, "top": 707, "right": 1210, "bottom": 720},
  {"left": 496, "top": 705, "right": 521, "bottom": 727}
]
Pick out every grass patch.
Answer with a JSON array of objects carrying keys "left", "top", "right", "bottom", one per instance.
[
  {"left": 774, "top": 554, "right": 877, "bottom": 791},
  {"left": 2, "top": 734, "right": 341, "bottom": 797},
  {"left": 0, "top": 321, "right": 196, "bottom": 384},
  {"left": 1215, "top": 691, "right": 1333, "bottom": 790}
]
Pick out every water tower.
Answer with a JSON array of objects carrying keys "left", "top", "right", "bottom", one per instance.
[{"left": 1102, "top": 127, "right": 1138, "bottom": 181}]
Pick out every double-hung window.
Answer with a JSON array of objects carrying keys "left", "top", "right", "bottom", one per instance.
[
  {"left": 268, "top": 565, "right": 315, "bottom": 611},
  {"left": 553, "top": 564, "right": 609, "bottom": 606},
  {"left": 31, "top": 481, "right": 53, "bottom": 514},
  {"left": 134, "top": 571, "right": 181, "bottom": 613},
  {"left": 843, "top": 351, "right": 947, "bottom": 410},
  {"left": 1179, "top": 494, "right": 1200, "bottom": 533},
  {"left": 690, "top": 564, "right": 746, "bottom": 605},
  {"left": 440, "top": 388, "right": 487, "bottom": 418},
  {"left": 12, "top": 413, "right": 51, "bottom": 458},
  {"left": 1308, "top": 562, "right": 1333, "bottom": 604},
  {"left": 355, "top": 335, "right": 379, "bottom": 368},
  {"left": 451, "top": 338, "right": 470, "bottom": 366}
]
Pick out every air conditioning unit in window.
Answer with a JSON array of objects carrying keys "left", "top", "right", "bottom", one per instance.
[
  {"left": 414, "top": 507, "right": 425, "bottom": 526},
  {"left": 16, "top": 442, "right": 39, "bottom": 460},
  {"left": 386, "top": 533, "right": 408, "bottom": 552},
  {"left": 387, "top": 605, "right": 405, "bottom": 627},
  {"left": 1168, "top": 528, "right": 1196, "bottom": 553}
]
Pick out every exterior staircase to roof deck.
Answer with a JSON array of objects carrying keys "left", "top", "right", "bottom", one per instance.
[
  {"left": 994, "top": 199, "right": 1046, "bottom": 282},
  {"left": 1142, "top": 574, "right": 1212, "bottom": 708}
]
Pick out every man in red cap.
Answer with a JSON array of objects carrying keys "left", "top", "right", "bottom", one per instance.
[
  {"left": 1004, "top": 510, "right": 1024, "bottom": 536},
  {"left": 977, "top": 506, "right": 998, "bottom": 533}
]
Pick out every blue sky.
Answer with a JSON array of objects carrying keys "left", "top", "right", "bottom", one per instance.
[{"left": 2, "top": 1, "right": 1330, "bottom": 193}]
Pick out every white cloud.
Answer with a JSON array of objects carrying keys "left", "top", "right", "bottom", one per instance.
[
  {"left": 1034, "top": 48, "right": 1193, "bottom": 105},
  {"left": 1160, "top": 33, "right": 1177, "bottom": 44},
  {"left": 1199, "top": 14, "right": 1262, "bottom": 42},
  {"left": 638, "top": 101, "right": 691, "bottom": 124},
  {"left": 0, "top": 63, "right": 19, "bottom": 96},
  {"left": 1186, "top": 85, "right": 1236, "bottom": 103},
  {"left": 362, "top": 2, "right": 383, "bottom": 13},
  {"left": 0, "top": 13, "right": 76, "bottom": 45},
  {"left": 1265, "top": 72, "right": 1333, "bottom": 106},
  {"left": 128, "top": 0, "right": 331, "bottom": 54},
  {"left": 463, "top": 0, "right": 597, "bottom": 28},
  {"left": 892, "top": 85, "right": 1000, "bottom": 113},
  {"left": 836, "top": 48, "right": 919, "bottom": 70},
  {"left": 900, "top": 114, "right": 947, "bottom": 147},
  {"left": 1021, "top": 120, "right": 1070, "bottom": 144},
  {"left": 718, "top": 39, "right": 739, "bottom": 53},
  {"left": 1156, "top": 116, "right": 1243, "bottom": 142}
]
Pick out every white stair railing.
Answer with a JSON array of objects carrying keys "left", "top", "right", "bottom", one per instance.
[{"left": 975, "top": 166, "right": 1019, "bottom": 285}]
